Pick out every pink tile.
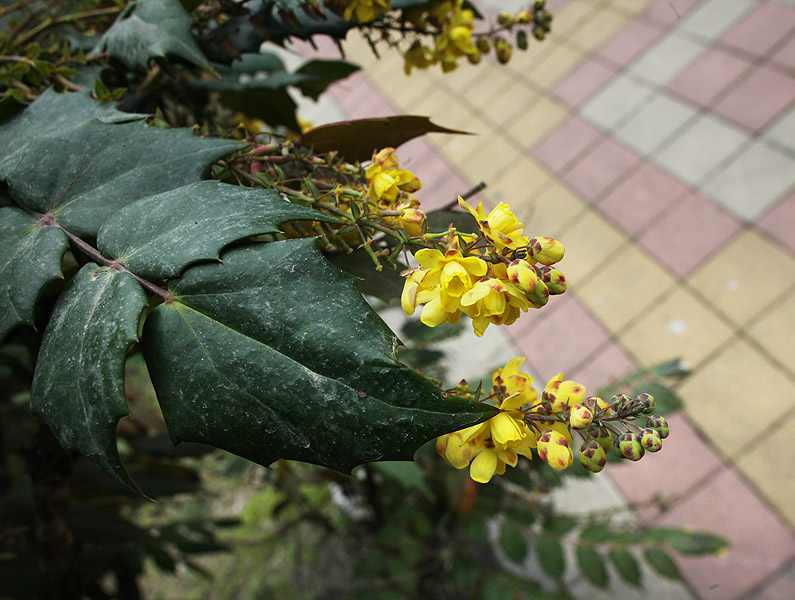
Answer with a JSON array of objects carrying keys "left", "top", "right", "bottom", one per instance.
[
  {"left": 756, "top": 562, "right": 795, "bottom": 600},
  {"left": 720, "top": 3, "right": 795, "bottom": 58},
  {"left": 566, "top": 340, "right": 637, "bottom": 394},
  {"left": 713, "top": 64, "right": 795, "bottom": 132},
  {"left": 598, "top": 162, "right": 692, "bottom": 235},
  {"left": 771, "top": 36, "right": 795, "bottom": 72},
  {"left": 609, "top": 412, "right": 724, "bottom": 522},
  {"left": 562, "top": 136, "right": 642, "bottom": 201},
  {"left": 668, "top": 47, "right": 753, "bottom": 108},
  {"left": 641, "top": 0, "right": 702, "bottom": 25},
  {"left": 639, "top": 192, "right": 741, "bottom": 277},
  {"left": 531, "top": 117, "right": 603, "bottom": 173},
  {"left": 597, "top": 18, "right": 666, "bottom": 68},
  {"left": 509, "top": 295, "right": 610, "bottom": 382},
  {"left": 656, "top": 467, "right": 795, "bottom": 600},
  {"left": 552, "top": 59, "right": 618, "bottom": 108},
  {"left": 757, "top": 192, "right": 795, "bottom": 254}
]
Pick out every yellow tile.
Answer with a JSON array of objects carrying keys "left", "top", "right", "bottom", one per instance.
[
  {"left": 429, "top": 112, "right": 491, "bottom": 164},
  {"left": 524, "top": 42, "right": 585, "bottom": 89},
  {"left": 748, "top": 293, "right": 795, "bottom": 377},
  {"left": 620, "top": 285, "right": 735, "bottom": 368},
  {"left": 381, "top": 70, "right": 434, "bottom": 109},
  {"left": 579, "top": 245, "right": 678, "bottom": 333},
  {"left": 688, "top": 230, "right": 795, "bottom": 326},
  {"left": 505, "top": 94, "right": 570, "bottom": 150},
  {"left": 520, "top": 180, "right": 587, "bottom": 240},
  {"left": 482, "top": 156, "right": 554, "bottom": 211},
  {"left": 481, "top": 82, "right": 539, "bottom": 130},
  {"left": 552, "top": 0, "right": 600, "bottom": 36},
  {"left": 401, "top": 85, "right": 451, "bottom": 118},
  {"left": 737, "top": 414, "right": 795, "bottom": 529},
  {"left": 678, "top": 339, "right": 795, "bottom": 459},
  {"left": 457, "top": 134, "right": 522, "bottom": 185},
  {"left": 567, "top": 10, "right": 630, "bottom": 54},
  {"left": 555, "top": 209, "right": 628, "bottom": 287},
  {"left": 609, "top": 0, "right": 655, "bottom": 18},
  {"left": 461, "top": 67, "right": 518, "bottom": 113}
]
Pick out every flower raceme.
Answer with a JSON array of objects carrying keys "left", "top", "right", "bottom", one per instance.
[
  {"left": 436, "top": 358, "right": 672, "bottom": 482},
  {"left": 340, "top": 0, "right": 391, "bottom": 23}
]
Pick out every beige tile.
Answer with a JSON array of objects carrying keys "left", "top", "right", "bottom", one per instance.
[
  {"left": 457, "top": 134, "right": 522, "bottom": 185},
  {"left": 524, "top": 42, "right": 585, "bottom": 90},
  {"left": 403, "top": 85, "right": 453, "bottom": 118},
  {"left": 688, "top": 229, "right": 795, "bottom": 326},
  {"left": 427, "top": 108, "right": 486, "bottom": 162},
  {"left": 567, "top": 10, "right": 630, "bottom": 54},
  {"left": 461, "top": 66, "right": 518, "bottom": 113},
  {"left": 748, "top": 291, "right": 795, "bottom": 377},
  {"left": 737, "top": 413, "right": 795, "bottom": 529},
  {"left": 481, "top": 82, "right": 540, "bottom": 131},
  {"left": 679, "top": 339, "right": 795, "bottom": 459},
  {"left": 579, "top": 244, "right": 678, "bottom": 333},
  {"left": 555, "top": 209, "right": 629, "bottom": 287},
  {"left": 620, "top": 285, "right": 735, "bottom": 368},
  {"left": 505, "top": 94, "right": 570, "bottom": 150},
  {"left": 519, "top": 179, "right": 587, "bottom": 240},
  {"left": 481, "top": 156, "right": 554, "bottom": 212},
  {"left": 552, "top": 0, "right": 601, "bottom": 36},
  {"left": 609, "top": 0, "right": 655, "bottom": 17}
]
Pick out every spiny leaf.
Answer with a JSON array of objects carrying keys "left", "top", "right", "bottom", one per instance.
[
  {"left": 0, "top": 208, "right": 68, "bottom": 343},
  {"left": 576, "top": 545, "right": 608, "bottom": 588},
  {"left": 299, "top": 116, "right": 471, "bottom": 162},
  {"left": 4, "top": 97, "right": 244, "bottom": 238},
  {"left": 30, "top": 264, "right": 148, "bottom": 492},
  {"left": 94, "top": 0, "right": 212, "bottom": 71},
  {"left": 293, "top": 59, "right": 360, "bottom": 101},
  {"left": 97, "top": 180, "right": 337, "bottom": 279},
  {"left": 608, "top": 548, "right": 642, "bottom": 587},
  {"left": 143, "top": 239, "right": 493, "bottom": 473},
  {"left": 0, "top": 90, "right": 140, "bottom": 179}
]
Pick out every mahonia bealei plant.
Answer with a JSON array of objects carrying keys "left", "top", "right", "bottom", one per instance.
[{"left": 437, "top": 358, "right": 670, "bottom": 482}]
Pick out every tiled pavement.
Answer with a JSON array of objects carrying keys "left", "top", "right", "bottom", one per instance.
[{"left": 289, "top": 0, "right": 795, "bottom": 597}]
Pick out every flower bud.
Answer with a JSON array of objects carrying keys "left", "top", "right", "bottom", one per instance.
[
  {"left": 525, "top": 279, "right": 549, "bottom": 307},
  {"left": 639, "top": 428, "right": 663, "bottom": 452},
  {"left": 637, "top": 393, "right": 656, "bottom": 414},
  {"left": 587, "top": 424, "right": 614, "bottom": 453},
  {"left": 476, "top": 36, "right": 490, "bottom": 54},
  {"left": 569, "top": 404, "right": 593, "bottom": 430},
  {"left": 613, "top": 394, "right": 634, "bottom": 413},
  {"left": 617, "top": 433, "right": 645, "bottom": 461},
  {"left": 584, "top": 396, "right": 612, "bottom": 417},
  {"left": 537, "top": 430, "right": 573, "bottom": 470},
  {"left": 495, "top": 37, "right": 512, "bottom": 64},
  {"left": 515, "top": 10, "right": 531, "bottom": 24},
  {"left": 516, "top": 29, "right": 529, "bottom": 51},
  {"left": 539, "top": 266, "right": 567, "bottom": 295},
  {"left": 507, "top": 259, "right": 538, "bottom": 293},
  {"left": 528, "top": 237, "right": 565, "bottom": 265},
  {"left": 466, "top": 50, "right": 481, "bottom": 65},
  {"left": 579, "top": 440, "right": 607, "bottom": 473},
  {"left": 646, "top": 415, "right": 670, "bottom": 439},
  {"left": 497, "top": 12, "right": 514, "bottom": 26}
]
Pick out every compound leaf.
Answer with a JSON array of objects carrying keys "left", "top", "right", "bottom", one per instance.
[
  {"left": 143, "top": 238, "right": 493, "bottom": 472},
  {"left": 609, "top": 548, "right": 642, "bottom": 587},
  {"left": 576, "top": 545, "right": 608, "bottom": 588},
  {"left": 0, "top": 208, "right": 68, "bottom": 343},
  {"left": 30, "top": 264, "right": 148, "bottom": 492},
  {"left": 536, "top": 534, "right": 565, "bottom": 579},
  {"left": 98, "top": 180, "right": 336, "bottom": 279}
]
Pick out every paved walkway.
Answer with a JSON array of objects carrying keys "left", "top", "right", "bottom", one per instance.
[{"left": 291, "top": 1, "right": 795, "bottom": 597}]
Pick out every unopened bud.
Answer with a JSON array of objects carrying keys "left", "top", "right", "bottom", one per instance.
[
  {"left": 507, "top": 259, "right": 538, "bottom": 293},
  {"left": 639, "top": 428, "right": 663, "bottom": 452},
  {"left": 526, "top": 279, "right": 549, "bottom": 307},
  {"left": 467, "top": 50, "right": 482, "bottom": 65},
  {"left": 539, "top": 266, "right": 567, "bottom": 295},
  {"left": 537, "top": 430, "right": 573, "bottom": 470},
  {"left": 497, "top": 12, "right": 514, "bottom": 27},
  {"left": 515, "top": 10, "right": 531, "bottom": 24},
  {"left": 569, "top": 404, "right": 593, "bottom": 430},
  {"left": 476, "top": 36, "right": 490, "bottom": 54},
  {"left": 528, "top": 237, "right": 564, "bottom": 265},
  {"left": 646, "top": 415, "right": 670, "bottom": 439},
  {"left": 516, "top": 29, "right": 529, "bottom": 50},
  {"left": 587, "top": 424, "right": 614, "bottom": 453},
  {"left": 617, "top": 432, "right": 645, "bottom": 461},
  {"left": 584, "top": 396, "right": 612, "bottom": 417},
  {"left": 580, "top": 440, "right": 607, "bottom": 473},
  {"left": 637, "top": 393, "right": 656, "bottom": 414},
  {"left": 495, "top": 37, "right": 512, "bottom": 64}
]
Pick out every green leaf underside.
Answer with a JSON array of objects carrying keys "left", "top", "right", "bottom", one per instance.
[
  {"left": 143, "top": 239, "right": 492, "bottom": 472},
  {"left": 97, "top": 180, "right": 337, "bottom": 279},
  {"left": 537, "top": 534, "right": 565, "bottom": 579},
  {"left": 299, "top": 116, "right": 471, "bottom": 162},
  {"left": 643, "top": 548, "right": 681, "bottom": 579},
  {"left": 0, "top": 90, "right": 140, "bottom": 180},
  {"left": 30, "top": 264, "right": 148, "bottom": 492},
  {"left": 5, "top": 111, "right": 244, "bottom": 239},
  {"left": 576, "top": 545, "right": 608, "bottom": 588},
  {"left": 609, "top": 548, "right": 642, "bottom": 586},
  {"left": 96, "top": 0, "right": 211, "bottom": 71},
  {"left": 0, "top": 208, "right": 68, "bottom": 343}
]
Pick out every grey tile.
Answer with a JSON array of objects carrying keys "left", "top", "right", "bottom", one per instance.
[
  {"left": 701, "top": 140, "right": 795, "bottom": 222},
  {"left": 655, "top": 113, "right": 747, "bottom": 186},
  {"left": 677, "top": 0, "right": 756, "bottom": 40},
  {"left": 580, "top": 74, "right": 655, "bottom": 130},
  {"left": 764, "top": 104, "right": 795, "bottom": 155},
  {"left": 614, "top": 92, "right": 699, "bottom": 156},
  {"left": 628, "top": 32, "right": 705, "bottom": 86}
]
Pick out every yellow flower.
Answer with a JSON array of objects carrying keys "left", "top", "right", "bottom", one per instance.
[
  {"left": 342, "top": 0, "right": 391, "bottom": 23},
  {"left": 365, "top": 148, "right": 422, "bottom": 207},
  {"left": 434, "top": 1, "right": 478, "bottom": 72},
  {"left": 404, "top": 42, "right": 436, "bottom": 75},
  {"left": 459, "top": 267, "right": 529, "bottom": 336},
  {"left": 542, "top": 374, "right": 586, "bottom": 413},
  {"left": 410, "top": 248, "right": 488, "bottom": 315},
  {"left": 384, "top": 202, "right": 426, "bottom": 237},
  {"left": 492, "top": 356, "right": 537, "bottom": 409},
  {"left": 458, "top": 196, "right": 529, "bottom": 252}
]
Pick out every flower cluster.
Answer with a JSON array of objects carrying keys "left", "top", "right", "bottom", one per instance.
[
  {"left": 436, "top": 358, "right": 671, "bottom": 483},
  {"left": 338, "top": 0, "right": 391, "bottom": 23},
  {"left": 402, "top": 197, "right": 566, "bottom": 336},
  {"left": 364, "top": 147, "right": 426, "bottom": 236}
]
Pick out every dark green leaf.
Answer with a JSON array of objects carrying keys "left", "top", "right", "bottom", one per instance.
[
  {"left": 30, "top": 264, "right": 148, "bottom": 492},
  {"left": 4, "top": 95, "right": 243, "bottom": 238},
  {"left": 401, "top": 318, "right": 464, "bottom": 344},
  {"left": 299, "top": 116, "right": 471, "bottom": 162},
  {"left": 647, "top": 528, "right": 729, "bottom": 556},
  {"left": 609, "top": 548, "right": 641, "bottom": 587},
  {"left": 536, "top": 533, "right": 565, "bottom": 579},
  {"left": 94, "top": 0, "right": 211, "bottom": 71},
  {"left": 643, "top": 547, "right": 681, "bottom": 580},
  {"left": 579, "top": 524, "right": 612, "bottom": 544},
  {"left": 143, "top": 239, "right": 493, "bottom": 473},
  {"left": 543, "top": 515, "right": 577, "bottom": 535},
  {"left": 224, "top": 52, "right": 286, "bottom": 73},
  {"left": 0, "top": 95, "right": 24, "bottom": 122},
  {"left": 294, "top": 59, "right": 360, "bottom": 101},
  {"left": 369, "top": 461, "right": 432, "bottom": 498},
  {"left": 0, "top": 208, "right": 68, "bottom": 343},
  {"left": 576, "top": 545, "right": 608, "bottom": 588},
  {"left": 499, "top": 519, "right": 528, "bottom": 563},
  {"left": 326, "top": 249, "right": 407, "bottom": 300},
  {"left": 425, "top": 209, "right": 479, "bottom": 236},
  {"left": 98, "top": 180, "right": 334, "bottom": 279},
  {"left": 651, "top": 358, "right": 690, "bottom": 378}
]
